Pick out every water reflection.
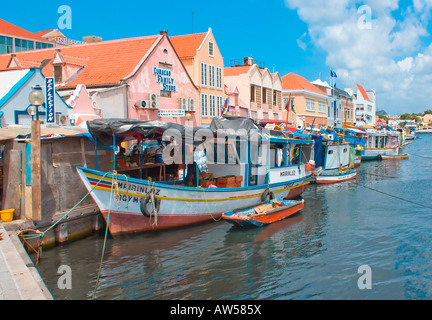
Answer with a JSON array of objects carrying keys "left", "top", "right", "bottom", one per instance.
[{"left": 32, "top": 135, "right": 432, "bottom": 300}]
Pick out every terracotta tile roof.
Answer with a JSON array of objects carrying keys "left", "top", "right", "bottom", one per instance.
[
  {"left": 0, "top": 35, "right": 161, "bottom": 87},
  {"left": 356, "top": 83, "right": 371, "bottom": 101},
  {"left": 0, "top": 18, "right": 47, "bottom": 42},
  {"left": 224, "top": 65, "right": 253, "bottom": 76},
  {"left": 32, "top": 30, "right": 55, "bottom": 38},
  {"left": 281, "top": 72, "right": 326, "bottom": 95},
  {"left": 170, "top": 32, "right": 207, "bottom": 57}
]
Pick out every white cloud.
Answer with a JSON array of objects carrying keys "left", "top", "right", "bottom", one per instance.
[{"left": 285, "top": 0, "right": 432, "bottom": 114}]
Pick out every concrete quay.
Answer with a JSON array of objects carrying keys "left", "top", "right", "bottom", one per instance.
[{"left": 0, "top": 223, "right": 52, "bottom": 300}]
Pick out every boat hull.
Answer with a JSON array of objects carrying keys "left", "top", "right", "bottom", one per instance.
[
  {"left": 315, "top": 170, "right": 357, "bottom": 184},
  {"left": 222, "top": 198, "right": 304, "bottom": 227},
  {"left": 76, "top": 166, "right": 312, "bottom": 236},
  {"left": 381, "top": 153, "right": 409, "bottom": 160},
  {"left": 362, "top": 147, "right": 399, "bottom": 161},
  {"left": 354, "top": 155, "right": 361, "bottom": 167}
]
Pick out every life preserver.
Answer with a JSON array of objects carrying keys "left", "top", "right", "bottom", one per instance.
[
  {"left": 261, "top": 188, "right": 275, "bottom": 203},
  {"left": 140, "top": 192, "right": 161, "bottom": 217}
]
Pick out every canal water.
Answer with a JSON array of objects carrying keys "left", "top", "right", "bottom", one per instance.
[{"left": 32, "top": 134, "right": 432, "bottom": 300}]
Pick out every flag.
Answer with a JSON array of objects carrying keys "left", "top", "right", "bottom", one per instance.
[
  {"left": 222, "top": 97, "right": 229, "bottom": 115},
  {"left": 292, "top": 100, "right": 296, "bottom": 114},
  {"left": 285, "top": 93, "right": 291, "bottom": 111},
  {"left": 330, "top": 70, "right": 337, "bottom": 78}
]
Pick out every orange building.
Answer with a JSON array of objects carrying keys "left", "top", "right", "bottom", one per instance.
[
  {"left": 170, "top": 28, "right": 225, "bottom": 125},
  {"left": 281, "top": 73, "right": 328, "bottom": 129}
]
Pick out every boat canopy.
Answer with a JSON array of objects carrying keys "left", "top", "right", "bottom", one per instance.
[
  {"left": 209, "top": 116, "right": 264, "bottom": 137},
  {"left": 86, "top": 116, "right": 314, "bottom": 148},
  {"left": 86, "top": 118, "right": 205, "bottom": 146}
]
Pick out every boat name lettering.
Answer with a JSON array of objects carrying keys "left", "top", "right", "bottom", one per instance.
[
  {"left": 280, "top": 170, "right": 296, "bottom": 177},
  {"left": 117, "top": 181, "right": 160, "bottom": 195},
  {"left": 119, "top": 195, "right": 141, "bottom": 203}
]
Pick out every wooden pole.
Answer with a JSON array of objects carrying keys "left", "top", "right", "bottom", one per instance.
[
  {"left": 31, "top": 119, "right": 42, "bottom": 221},
  {"left": 285, "top": 93, "right": 291, "bottom": 130}
]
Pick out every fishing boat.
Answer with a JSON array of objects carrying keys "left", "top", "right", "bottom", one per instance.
[
  {"left": 76, "top": 117, "right": 315, "bottom": 236},
  {"left": 381, "top": 153, "right": 409, "bottom": 160},
  {"left": 221, "top": 197, "right": 304, "bottom": 227},
  {"left": 333, "top": 127, "right": 366, "bottom": 167},
  {"left": 404, "top": 122, "right": 417, "bottom": 140},
  {"left": 311, "top": 134, "right": 357, "bottom": 184},
  {"left": 362, "top": 129, "right": 401, "bottom": 160}
]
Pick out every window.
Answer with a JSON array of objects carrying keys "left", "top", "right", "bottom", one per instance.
[
  {"left": 201, "top": 93, "right": 208, "bottom": 117},
  {"left": 209, "top": 41, "right": 214, "bottom": 57},
  {"left": 158, "top": 62, "right": 172, "bottom": 97},
  {"left": 216, "top": 67, "right": 222, "bottom": 89},
  {"left": 160, "top": 91, "right": 171, "bottom": 97},
  {"left": 217, "top": 96, "right": 223, "bottom": 116},
  {"left": 209, "top": 65, "right": 215, "bottom": 88},
  {"left": 251, "top": 85, "right": 255, "bottom": 102},
  {"left": 262, "top": 87, "right": 267, "bottom": 104},
  {"left": 201, "top": 63, "right": 207, "bottom": 86},
  {"left": 273, "top": 90, "right": 277, "bottom": 106},
  {"left": 0, "top": 36, "right": 13, "bottom": 54},
  {"left": 318, "top": 100, "right": 326, "bottom": 113},
  {"left": 306, "top": 98, "right": 315, "bottom": 111},
  {"left": 209, "top": 94, "right": 215, "bottom": 117},
  {"left": 14, "top": 38, "right": 35, "bottom": 52},
  {"left": 54, "top": 65, "right": 62, "bottom": 84},
  {"left": 159, "top": 62, "right": 172, "bottom": 70}
]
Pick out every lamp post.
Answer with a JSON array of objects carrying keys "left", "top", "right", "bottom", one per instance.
[
  {"left": 185, "top": 112, "right": 192, "bottom": 126},
  {"left": 28, "top": 85, "right": 45, "bottom": 221}
]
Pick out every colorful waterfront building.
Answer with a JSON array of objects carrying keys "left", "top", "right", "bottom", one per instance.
[
  {"left": 346, "top": 83, "right": 376, "bottom": 127},
  {"left": 0, "top": 68, "right": 72, "bottom": 126},
  {"left": 170, "top": 28, "right": 225, "bottom": 126},
  {"left": 224, "top": 57, "right": 283, "bottom": 122},
  {"left": 281, "top": 72, "right": 328, "bottom": 129},
  {"left": 0, "top": 32, "right": 200, "bottom": 126}
]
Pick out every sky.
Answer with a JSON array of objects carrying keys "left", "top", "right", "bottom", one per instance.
[{"left": 2, "top": 0, "right": 432, "bottom": 115}]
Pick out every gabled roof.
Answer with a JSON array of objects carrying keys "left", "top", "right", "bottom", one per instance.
[
  {"left": 0, "top": 69, "right": 33, "bottom": 106},
  {"left": 281, "top": 72, "right": 326, "bottom": 95},
  {"left": 224, "top": 65, "right": 253, "bottom": 76},
  {"left": 0, "top": 35, "right": 162, "bottom": 88},
  {"left": 0, "top": 18, "right": 48, "bottom": 42},
  {"left": 356, "top": 83, "right": 371, "bottom": 101},
  {"left": 311, "top": 78, "right": 332, "bottom": 89},
  {"left": 170, "top": 32, "right": 208, "bottom": 57}
]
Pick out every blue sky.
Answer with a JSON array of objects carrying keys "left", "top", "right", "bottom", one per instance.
[{"left": 3, "top": 0, "right": 432, "bottom": 115}]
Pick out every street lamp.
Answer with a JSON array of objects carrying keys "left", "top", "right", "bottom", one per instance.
[
  {"left": 28, "top": 85, "right": 45, "bottom": 120},
  {"left": 27, "top": 85, "right": 45, "bottom": 221}
]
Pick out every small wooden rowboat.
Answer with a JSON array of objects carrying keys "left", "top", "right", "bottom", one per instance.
[
  {"left": 221, "top": 198, "right": 304, "bottom": 227},
  {"left": 381, "top": 153, "right": 409, "bottom": 160}
]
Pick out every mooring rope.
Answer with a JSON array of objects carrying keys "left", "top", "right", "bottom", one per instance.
[
  {"left": 91, "top": 172, "right": 116, "bottom": 300},
  {"left": 18, "top": 171, "right": 112, "bottom": 261},
  {"left": 354, "top": 181, "right": 432, "bottom": 210}
]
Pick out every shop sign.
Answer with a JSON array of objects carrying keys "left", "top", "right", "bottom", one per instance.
[
  {"left": 158, "top": 109, "right": 185, "bottom": 117},
  {"left": 153, "top": 67, "right": 177, "bottom": 92},
  {"left": 45, "top": 77, "right": 55, "bottom": 123}
]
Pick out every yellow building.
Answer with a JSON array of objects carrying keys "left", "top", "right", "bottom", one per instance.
[{"left": 170, "top": 28, "right": 225, "bottom": 125}]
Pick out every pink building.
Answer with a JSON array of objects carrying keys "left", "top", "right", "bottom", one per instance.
[{"left": 0, "top": 31, "right": 200, "bottom": 126}]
